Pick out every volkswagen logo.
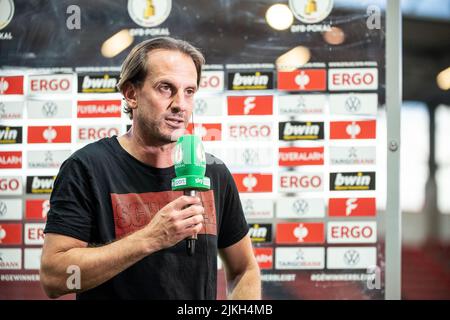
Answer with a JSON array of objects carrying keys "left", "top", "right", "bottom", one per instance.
[
  {"left": 344, "top": 249, "right": 360, "bottom": 266},
  {"left": 345, "top": 95, "right": 361, "bottom": 113},
  {"left": 194, "top": 98, "right": 207, "bottom": 115},
  {"left": 292, "top": 199, "right": 308, "bottom": 216},
  {"left": 42, "top": 101, "right": 58, "bottom": 117},
  {"left": 242, "top": 148, "right": 258, "bottom": 165},
  {"left": 0, "top": 201, "right": 7, "bottom": 216}
]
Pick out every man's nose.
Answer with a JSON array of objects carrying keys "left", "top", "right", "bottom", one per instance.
[{"left": 170, "top": 91, "right": 189, "bottom": 113}]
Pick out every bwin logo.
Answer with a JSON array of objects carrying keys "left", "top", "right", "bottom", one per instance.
[
  {"left": 283, "top": 122, "right": 320, "bottom": 136},
  {"left": 42, "top": 101, "right": 58, "bottom": 117},
  {"left": 82, "top": 75, "right": 117, "bottom": 90},
  {"left": 344, "top": 250, "right": 360, "bottom": 266},
  {"left": 335, "top": 172, "right": 371, "bottom": 187},
  {"left": 232, "top": 72, "right": 269, "bottom": 87},
  {"left": 248, "top": 225, "right": 267, "bottom": 238},
  {"left": 0, "top": 127, "right": 18, "bottom": 140},
  {"left": 292, "top": 199, "right": 309, "bottom": 216},
  {"left": 32, "top": 177, "right": 54, "bottom": 190},
  {"left": 345, "top": 95, "right": 361, "bottom": 113}
]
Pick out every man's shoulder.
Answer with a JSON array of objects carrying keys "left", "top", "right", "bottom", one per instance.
[{"left": 69, "top": 137, "right": 115, "bottom": 165}]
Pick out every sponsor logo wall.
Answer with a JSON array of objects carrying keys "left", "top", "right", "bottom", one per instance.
[
  {"left": 0, "top": 52, "right": 381, "bottom": 299},
  {"left": 0, "top": 0, "right": 389, "bottom": 300}
]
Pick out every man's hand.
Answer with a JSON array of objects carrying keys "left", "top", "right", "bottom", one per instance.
[{"left": 136, "top": 195, "right": 204, "bottom": 252}]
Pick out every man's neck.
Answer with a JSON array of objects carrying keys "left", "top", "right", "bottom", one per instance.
[{"left": 117, "top": 129, "right": 175, "bottom": 169}]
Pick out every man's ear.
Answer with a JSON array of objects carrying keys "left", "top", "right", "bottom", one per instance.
[{"left": 123, "top": 83, "right": 138, "bottom": 111}]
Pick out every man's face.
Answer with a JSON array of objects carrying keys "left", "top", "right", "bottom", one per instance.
[{"left": 132, "top": 49, "right": 198, "bottom": 143}]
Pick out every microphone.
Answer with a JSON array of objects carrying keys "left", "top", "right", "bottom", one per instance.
[{"left": 171, "top": 134, "right": 210, "bottom": 256}]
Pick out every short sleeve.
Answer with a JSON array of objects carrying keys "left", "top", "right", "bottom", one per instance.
[
  {"left": 217, "top": 167, "right": 249, "bottom": 249},
  {"left": 44, "top": 158, "right": 96, "bottom": 242}
]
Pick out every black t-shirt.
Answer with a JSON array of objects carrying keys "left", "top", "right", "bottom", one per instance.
[{"left": 44, "top": 136, "right": 248, "bottom": 300}]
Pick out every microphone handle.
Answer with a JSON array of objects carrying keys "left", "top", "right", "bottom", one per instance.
[{"left": 184, "top": 189, "right": 198, "bottom": 256}]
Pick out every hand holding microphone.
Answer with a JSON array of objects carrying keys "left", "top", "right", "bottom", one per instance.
[{"left": 171, "top": 134, "right": 210, "bottom": 256}]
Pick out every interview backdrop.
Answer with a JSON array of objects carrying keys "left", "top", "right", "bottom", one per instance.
[{"left": 0, "top": 0, "right": 387, "bottom": 299}]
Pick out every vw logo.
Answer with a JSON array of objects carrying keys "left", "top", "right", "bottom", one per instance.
[
  {"left": 242, "top": 148, "right": 258, "bottom": 165},
  {"left": 0, "top": 201, "right": 7, "bottom": 216},
  {"left": 292, "top": 199, "right": 308, "bottom": 216},
  {"left": 194, "top": 98, "right": 207, "bottom": 115},
  {"left": 42, "top": 101, "right": 58, "bottom": 117},
  {"left": 345, "top": 95, "right": 361, "bottom": 113},
  {"left": 344, "top": 250, "right": 360, "bottom": 266},
  {"left": 0, "top": 102, "right": 5, "bottom": 116}
]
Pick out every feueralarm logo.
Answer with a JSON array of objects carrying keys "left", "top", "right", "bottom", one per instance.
[
  {"left": 227, "top": 96, "right": 273, "bottom": 115},
  {"left": 0, "top": 151, "right": 22, "bottom": 169},
  {"left": 77, "top": 100, "right": 122, "bottom": 118},
  {"left": 328, "top": 198, "right": 376, "bottom": 217},
  {"left": 0, "top": 76, "right": 23, "bottom": 95},
  {"left": 278, "top": 69, "right": 326, "bottom": 91},
  {"left": 279, "top": 146, "right": 324, "bottom": 166},
  {"left": 233, "top": 173, "right": 273, "bottom": 193},
  {"left": 330, "top": 120, "right": 376, "bottom": 139},
  {"left": 253, "top": 247, "right": 273, "bottom": 270},
  {"left": 28, "top": 126, "right": 71, "bottom": 143},
  {"left": 276, "top": 222, "right": 325, "bottom": 244}
]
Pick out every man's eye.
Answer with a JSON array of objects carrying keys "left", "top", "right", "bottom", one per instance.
[
  {"left": 160, "top": 85, "right": 171, "bottom": 92},
  {"left": 186, "top": 89, "right": 195, "bottom": 96}
]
